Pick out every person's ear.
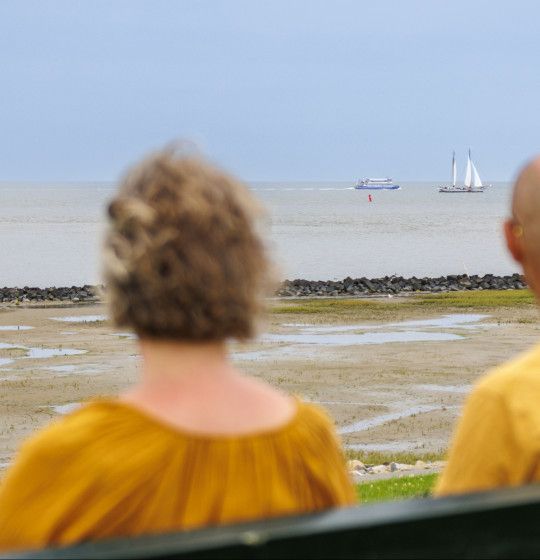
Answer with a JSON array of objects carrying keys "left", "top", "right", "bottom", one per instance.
[{"left": 504, "top": 219, "right": 524, "bottom": 264}]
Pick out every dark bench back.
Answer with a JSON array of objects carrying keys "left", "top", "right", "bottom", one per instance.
[{"left": 4, "top": 485, "right": 540, "bottom": 559}]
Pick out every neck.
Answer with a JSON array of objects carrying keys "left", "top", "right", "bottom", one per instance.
[{"left": 122, "top": 338, "right": 237, "bottom": 400}]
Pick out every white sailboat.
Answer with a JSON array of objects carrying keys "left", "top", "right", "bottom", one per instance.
[{"left": 438, "top": 150, "right": 490, "bottom": 193}]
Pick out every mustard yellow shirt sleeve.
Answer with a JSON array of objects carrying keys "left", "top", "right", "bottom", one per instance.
[{"left": 435, "top": 385, "right": 519, "bottom": 496}]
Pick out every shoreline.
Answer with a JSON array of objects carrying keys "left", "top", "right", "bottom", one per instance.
[
  {"left": 1, "top": 295, "right": 538, "bottom": 477},
  {"left": 0, "top": 273, "right": 526, "bottom": 304}
]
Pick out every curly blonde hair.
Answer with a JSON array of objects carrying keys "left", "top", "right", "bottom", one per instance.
[{"left": 103, "top": 149, "right": 273, "bottom": 341}]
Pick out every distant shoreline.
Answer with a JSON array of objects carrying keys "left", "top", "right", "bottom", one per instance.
[{"left": 0, "top": 274, "right": 526, "bottom": 304}]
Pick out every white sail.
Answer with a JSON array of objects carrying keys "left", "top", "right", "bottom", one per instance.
[
  {"left": 471, "top": 160, "right": 483, "bottom": 187},
  {"left": 438, "top": 149, "right": 487, "bottom": 193},
  {"left": 464, "top": 149, "right": 472, "bottom": 188}
]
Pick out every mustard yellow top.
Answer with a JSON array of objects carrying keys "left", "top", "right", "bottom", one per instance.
[
  {"left": 436, "top": 343, "right": 540, "bottom": 496},
  {"left": 0, "top": 399, "right": 355, "bottom": 551}
]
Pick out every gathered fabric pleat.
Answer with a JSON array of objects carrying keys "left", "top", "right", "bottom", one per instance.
[{"left": 0, "top": 399, "right": 355, "bottom": 551}]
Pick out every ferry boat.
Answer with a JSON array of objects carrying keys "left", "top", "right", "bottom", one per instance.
[{"left": 354, "top": 178, "right": 400, "bottom": 190}]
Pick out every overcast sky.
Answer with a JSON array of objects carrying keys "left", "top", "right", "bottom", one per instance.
[{"left": 1, "top": 0, "right": 539, "bottom": 181}]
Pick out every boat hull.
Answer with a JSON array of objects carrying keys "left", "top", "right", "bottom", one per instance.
[{"left": 438, "top": 187, "right": 485, "bottom": 193}]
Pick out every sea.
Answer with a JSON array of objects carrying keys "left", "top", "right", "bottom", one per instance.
[{"left": 0, "top": 181, "right": 518, "bottom": 287}]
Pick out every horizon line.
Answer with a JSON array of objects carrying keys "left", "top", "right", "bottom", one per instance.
[{"left": 0, "top": 178, "right": 512, "bottom": 185}]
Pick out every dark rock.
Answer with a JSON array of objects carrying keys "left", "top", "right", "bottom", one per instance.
[{"left": 0, "top": 275, "right": 528, "bottom": 303}]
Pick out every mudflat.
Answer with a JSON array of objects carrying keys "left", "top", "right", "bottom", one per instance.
[{"left": 0, "top": 291, "right": 538, "bottom": 473}]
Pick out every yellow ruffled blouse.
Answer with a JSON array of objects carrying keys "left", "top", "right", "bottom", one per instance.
[{"left": 0, "top": 399, "right": 355, "bottom": 551}]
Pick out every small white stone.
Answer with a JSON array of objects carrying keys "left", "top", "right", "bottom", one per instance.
[{"left": 390, "top": 462, "right": 413, "bottom": 472}]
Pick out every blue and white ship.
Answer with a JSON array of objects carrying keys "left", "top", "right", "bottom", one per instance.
[{"left": 354, "top": 177, "right": 400, "bottom": 190}]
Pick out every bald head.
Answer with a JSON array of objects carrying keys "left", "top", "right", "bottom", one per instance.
[
  {"left": 512, "top": 156, "right": 540, "bottom": 227},
  {"left": 506, "top": 156, "right": 540, "bottom": 295}
]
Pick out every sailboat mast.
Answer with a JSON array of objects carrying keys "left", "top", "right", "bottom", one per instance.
[
  {"left": 452, "top": 151, "right": 456, "bottom": 187},
  {"left": 464, "top": 148, "right": 472, "bottom": 188}
]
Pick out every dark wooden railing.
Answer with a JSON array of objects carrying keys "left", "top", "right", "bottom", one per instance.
[{"left": 3, "top": 485, "right": 540, "bottom": 559}]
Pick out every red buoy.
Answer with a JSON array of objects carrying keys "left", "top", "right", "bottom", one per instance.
[{"left": 368, "top": 194, "right": 373, "bottom": 202}]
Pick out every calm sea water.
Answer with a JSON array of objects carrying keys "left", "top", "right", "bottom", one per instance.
[{"left": 0, "top": 181, "right": 517, "bottom": 286}]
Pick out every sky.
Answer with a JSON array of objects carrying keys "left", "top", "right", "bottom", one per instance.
[{"left": 1, "top": 0, "right": 540, "bottom": 182}]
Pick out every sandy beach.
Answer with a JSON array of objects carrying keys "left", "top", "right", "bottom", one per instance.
[{"left": 1, "top": 294, "right": 538, "bottom": 474}]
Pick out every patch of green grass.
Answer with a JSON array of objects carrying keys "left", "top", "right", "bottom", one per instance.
[
  {"left": 0, "top": 348, "right": 27, "bottom": 358},
  {"left": 357, "top": 473, "right": 438, "bottom": 504},
  {"left": 271, "top": 299, "right": 394, "bottom": 314},
  {"left": 271, "top": 290, "right": 534, "bottom": 315},
  {"left": 415, "top": 289, "right": 534, "bottom": 308},
  {"left": 271, "top": 299, "right": 405, "bottom": 315},
  {"left": 345, "top": 450, "right": 445, "bottom": 465}
]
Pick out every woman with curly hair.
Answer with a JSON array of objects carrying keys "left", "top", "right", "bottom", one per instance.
[{"left": 0, "top": 149, "right": 355, "bottom": 552}]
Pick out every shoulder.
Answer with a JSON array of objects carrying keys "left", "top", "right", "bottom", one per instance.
[
  {"left": 474, "top": 343, "right": 540, "bottom": 401},
  {"left": 14, "top": 401, "right": 134, "bottom": 467},
  {"left": 463, "top": 343, "right": 540, "bottom": 441},
  {"left": 297, "top": 400, "right": 336, "bottom": 427},
  {"left": 292, "top": 400, "right": 343, "bottom": 448},
  {"left": 0, "top": 402, "right": 131, "bottom": 509}
]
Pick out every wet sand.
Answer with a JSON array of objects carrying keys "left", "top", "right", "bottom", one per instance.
[{"left": 0, "top": 299, "right": 538, "bottom": 473}]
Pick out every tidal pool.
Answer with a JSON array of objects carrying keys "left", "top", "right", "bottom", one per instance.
[
  {"left": 42, "top": 363, "right": 106, "bottom": 375},
  {"left": 263, "top": 313, "right": 493, "bottom": 347},
  {"left": 417, "top": 384, "right": 472, "bottom": 394},
  {"left": 112, "top": 332, "right": 137, "bottom": 340},
  {"left": 0, "top": 326, "right": 34, "bottom": 331},
  {"left": 50, "top": 315, "right": 107, "bottom": 323},
  {"left": 388, "top": 314, "right": 489, "bottom": 329},
  {"left": 283, "top": 314, "right": 491, "bottom": 336},
  {"left": 263, "top": 331, "right": 463, "bottom": 346},
  {"left": 26, "top": 347, "right": 86, "bottom": 359},
  {"left": 51, "top": 403, "right": 81, "bottom": 415},
  {"left": 0, "top": 343, "right": 20, "bottom": 350},
  {"left": 0, "top": 342, "right": 86, "bottom": 360}
]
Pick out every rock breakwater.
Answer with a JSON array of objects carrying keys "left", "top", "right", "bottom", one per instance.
[
  {"left": 0, "top": 274, "right": 526, "bottom": 304},
  {"left": 0, "top": 285, "right": 101, "bottom": 304},
  {"left": 277, "top": 273, "right": 526, "bottom": 297}
]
